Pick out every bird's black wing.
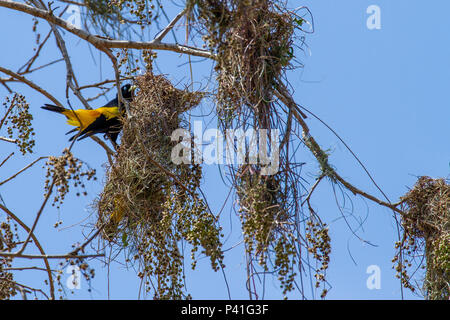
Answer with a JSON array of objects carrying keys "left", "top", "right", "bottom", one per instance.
[
  {"left": 100, "top": 97, "right": 118, "bottom": 109},
  {"left": 73, "top": 116, "right": 122, "bottom": 143},
  {"left": 69, "top": 86, "right": 130, "bottom": 143},
  {"left": 69, "top": 113, "right": 108, "bottom": 141},
  {"left": 41, "top": 104, "right": 66, "bottom": 113},
  {"left": 65, "top": 128, "right": 79, "bottom": 135},
  {"left": 107, "top": 131, "right": 120, "bottom": 144}
]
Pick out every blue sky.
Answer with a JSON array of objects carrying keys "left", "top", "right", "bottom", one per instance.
[{"left": 0, "top": 0, "right": 449, "bottom": 299}]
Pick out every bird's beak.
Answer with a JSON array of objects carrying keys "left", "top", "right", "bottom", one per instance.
[{"left": 130, "top": 85, "right": 138, "bottom": 93}]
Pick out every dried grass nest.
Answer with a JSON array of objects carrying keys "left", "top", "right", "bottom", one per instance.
[
  {"left": 189, "top": 0, "right": 299, "bottom": 127},
  {"left": 96, "top": 72, "right": 203, "bottom": 240},
  {"left": 400, "top": 176, "right": 449, "bottom": 299},
  {"left": 401, "top": 176, "right": 449, "bottom": 240}
]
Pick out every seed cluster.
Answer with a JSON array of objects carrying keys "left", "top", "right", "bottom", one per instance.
[
  {"left": 0, "top": 219, "right": 18, "bottom": 299},
  {"left": 305, "top": 220, "right": 331, "bottom": 298},
  {"left": 44, "top": 149, "right": 97, "bottom": 209},
  {"left": 2, "top": 93, "right": 35, "bottom": 155},
  {"left": 188, "top": 0, "right": 322, "bottom": 298}
]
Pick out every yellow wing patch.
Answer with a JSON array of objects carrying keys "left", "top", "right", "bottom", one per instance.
[{"left": 62, "top": 107, "right": 119, "bottom": 130}]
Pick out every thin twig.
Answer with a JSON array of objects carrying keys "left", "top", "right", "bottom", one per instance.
[
  {"left": 0, "top": 203, "right": 55, "bottom": 299},
  {"left": 276, "top": 82, "right": 406, "bottom": 216},
  {"left": 23, "top": 58, "right": 64, "bottom": 74},
  {"left": 69, "top": 227, "right": 104, "bottom": 256},
  {"left": 0, "top": 252, "right": 104, "bottom": 259},
  {"left": 0, "top": 152, "right": 14, "bottom": 168},
  {"left": 77, "top": 78, "right": 131, "bottom": 91},
  {"left": 0, "top": 66, "right": 63, "bottom": 107},
  {"left": 4, "top": 266, "right": 57, "bottom": 272},
  {"left": 0, "top": 136, "right": 17, "bottom": 143},
  {"left": 154, "top": 8, "right": 187, "bottom": 42},
  {"left": 90, "top": 136, "right": 115, "bottom": 165},
  {"left": 301, "top": 174, "right": 325, "bottom": 207},
  {"left": 0, "top": 156, "right": 48, "bottom": 186},
  {"left": 333, "top": 172, "right": 404, "bottom": 216},
  {"left": 17, "top": 29, "right": 53, "bottom": 74},
  {"left": 0, "top": 278, "right": 49, "bottom": 299},
  {"left": 17, "top": 139, "right": 78, "bottom": 256},
  {"left": 0, "top": 94, "right": 16, "bottom": 129},
  {"left": 57, "top": 0, "right": 86, "bottom": 6},
  {"left": 0, "top": 0, "right": 214, "bottom": 59}
]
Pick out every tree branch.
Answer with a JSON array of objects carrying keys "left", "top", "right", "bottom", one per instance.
[
  {"left": 90, "top": 136, "right": 114, "bottom": 165},
  {"left": 0, "top": 136, "right": 17, "bottom": 143},
  {"left": 0, "top": 0, "right": 214, "bottom": 59},
  {"left": 0, "top": 152, "right": 14, "bottom": 168},
  {"left": 276, "top": 83, "right": 406, "bottom": 217},
  {"left": 0, "top": 203, "right": 55, "bottom": 299},
  {"left": 0, "top": 156, "right": 48, "bottom": 186},
  {"left": 0, "top": 66, "right": 63, "bottom": 107},
  {"left": 17, "top": 29, "right": 53, "bottom": 74},
  {"left": 0, "top": 252, "right": 104, "bottom": 259},
  {"left": 154, "top": 8, "right": 188, "bottom": 42}
]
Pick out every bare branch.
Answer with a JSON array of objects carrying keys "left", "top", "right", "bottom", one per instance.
[
  {"left": 301, "top": 174, "right": 325, "bottom": 207},
  {"left": 17, "top": 29, "right": 53, "bottom": 74},
  {"left": 4, "top": 266, "right": 57, "bottom": 272},
  {"left": 45, "top": 8, "right": 88, "bottom": 109},
  {"left": 0, "top": 79, "right": 13, "bottom": 93},
  {"left": 90, "top": 136, "right": 115, "bottom": 165},
  {"left": 0, "top": 152, "right": 14, "bottom": 168},
  {"left": 333, "top": 172, "right": 404, "bottom": 216},
  {"left": 23, "top": 58, "right": 64, "bottom": 75},
  {"left": 0, "top": 203, "right": 55, "bottom": 299},
  {"left": 276, "top": 82, "right": 406, "bottom": 217},
  {"left": 57, "top": 0, "right": 86, "bottom": 6},
  {"left": 0, "top": 156, "right": 48, "bottom": 186},
  {"left": 77, "top": 78, "right": 131, "bottom": 90},
  {"left": 0, "top": 66, "right": 63, "bottom": 107},
  {"left": 0, "top": 136, "right": 17, "bottom": 143},
  {"left": 154, "top": 8, "right": 188, "bottom": 42},
  {"left": 0, "top": 278, "right": 49, "bottom": 299},
  {"left": 0, "top": 0, "right": 214, "bottom": 59},
  {"left": 0, "top": 94, "right": 16, "bottom": 129},
  {"left": 0, "top": 252, "right": 104, "bottom": 259}
]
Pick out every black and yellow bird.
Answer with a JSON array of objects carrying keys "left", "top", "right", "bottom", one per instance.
[{"left": 41, "top": 84, "right": 133, "bottom": 145}]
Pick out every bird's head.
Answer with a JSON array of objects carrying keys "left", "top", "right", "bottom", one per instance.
[{"left": 121, "top": 83, "right": 137, "bottom": 101}]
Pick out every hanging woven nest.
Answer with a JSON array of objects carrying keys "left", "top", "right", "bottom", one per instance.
[
  {"left": 94, "top": 71, "right": 223, "bottom": 299},
  {"left": 399, "top": 176, "right": 449, "bottom": 300},
  {"left": 97, "top": 71, "right": 202, "bottom": 240}
]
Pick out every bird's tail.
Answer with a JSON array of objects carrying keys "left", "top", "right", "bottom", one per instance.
[{"left": 41, "top": 104, "right": 67, "bottom": 114}]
